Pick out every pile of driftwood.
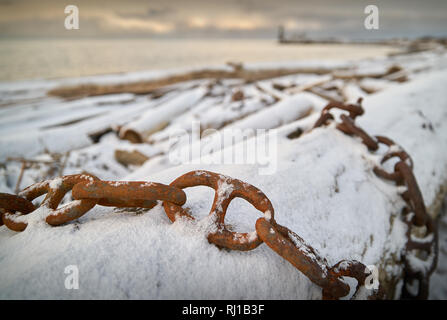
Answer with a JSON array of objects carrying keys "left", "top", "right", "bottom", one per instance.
[{"left": 47, "top": 61, "right": 407, "bottom": 147}]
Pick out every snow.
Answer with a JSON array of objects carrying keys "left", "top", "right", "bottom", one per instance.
[
  {"left": 359, "top": 78, "right": 396, "bottom": 93},
  {"left": 430, "top": 202, "right": 447, "bottom": 299},
  {"left": 358, "top": 70, "right": 447, "bottom": 210},
  {"left": 0, "top": 93, "right": 175, "bottom": 162},
  {"left": 342, "top": 83, "right": 367, "bottom": 104},
  {"left": 0, "top": 49, "right": 447, "bottom": 299},
  {"left": 6, "top": 205, "right": 53, "bottom": 228},
  {"left": 49, "top": 177, "right": 63, "bottom": 190},
  {"left": 224, "top": 93, "right": 316, "bottom": 131},
  {"left": 119, "top": 87, "right": 208, "bottom": 139}
]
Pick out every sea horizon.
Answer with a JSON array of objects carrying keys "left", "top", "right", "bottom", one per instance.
[{"left": 0, "top": 38, "right": 399, "bottom": 82}]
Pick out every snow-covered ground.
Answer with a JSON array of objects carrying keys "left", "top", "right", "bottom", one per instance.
[
  {"left": 430, "top": 196, "right": 447, "bottom": 299},
  {"left": 1, "top": 48, "right": 447, "bottom": 299}
]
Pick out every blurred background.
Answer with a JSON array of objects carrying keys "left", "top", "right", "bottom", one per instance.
[{"left": 1, "top": 0, "right": 447, "bottom": 81}]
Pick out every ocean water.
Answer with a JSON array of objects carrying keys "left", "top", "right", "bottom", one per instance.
[{"left": 0, "top": 38, "right": 398, "bottom": 82}]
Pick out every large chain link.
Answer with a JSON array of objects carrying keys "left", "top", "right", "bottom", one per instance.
[{"left": 0, "top": 98, "right": 435, "bottom": 299}]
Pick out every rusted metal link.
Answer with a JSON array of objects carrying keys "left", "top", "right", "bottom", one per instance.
[
  {"left": 322, "top": 99, "right": 364, "bottom": 119},
  {"left": 401, "top": 220, "right": 437, "bottom": 302},
  {"left": 382, "top": 151, "right": 413, "bottom": 169},
  {"left": 401, "top": 211, "right": 438, "bottom": 300},
  {"left": 72, "top": 180, "right": 186, "bottom": 208},
  {"left": 312, "top": 100, "right": 378, "bottom": 151},
  {"left": 0, "top": 193, "right": 36, "bottom": 214},
  {"left": 406, "top": 215, "right": 437, "bottom": 253},
  {"left": 2, "top": 174, "right": 99, "bottom": 232},
  {"left": 401, "top": 272, "right": 429, "bottom": 300},
  {"left": 375, "top": 136, "right": 414, "bottom": 169},
  {"left": 2, "top": 210, "right": 28, "bottom": 231},
  {"left": 163, "top": 170, "right": 274, "bottom": 251},
  {"left": 373, "top": 136, "right": 415, "bottom": 184},
  {"left": 395, "top": 162, "right": 427, "bottom": 227},
  {"left": 313, "top": 99, "right": 364, "bottom": 129},
  {"left": 313, "top": 112, "right": 334, "bottom": 128},
  {"left": 327, "top": 260, "right": 369, "bottom": 299},
  {"left": 336, "top": 114, "right": 379, "bottom": 151},
  {"left": 255, "top": 217, "right": 351, "bottom": 299},
  {"left": 327, "top": 260, "right": 384, "bottom": 300},
  {"left": 373, "top": 166, "right": 403, "bottom": 183},
  {"left": 312, "top": 99, "right": 383, "bottom": 152},
  {"left": 96, "top": 198, "right": 157, "bottom": 209},
  {"left": 0, "top": 193, "right": 36, "bottom": 226}
]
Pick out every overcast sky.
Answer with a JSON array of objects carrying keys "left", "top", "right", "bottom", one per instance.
[{"left": 1, "top": 0, "right": 446, "bottom": 39}]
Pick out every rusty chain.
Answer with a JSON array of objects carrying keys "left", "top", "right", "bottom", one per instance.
[
  {"left": 314, "top": 97, "right": 438, "bottom": 299},
  {"left": 0, "top": 98, "right": 435, "bottom": 299}
]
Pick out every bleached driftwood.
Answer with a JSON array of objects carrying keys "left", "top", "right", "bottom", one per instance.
[
  {"left": 119, "top": 87, "right": 207, "bottom": 143},
  {"left": 114, "top": 149, "right": 149, "bottom": 167},
  {"left": 47, "top": 65, "right": 348, "bottom": 99}
]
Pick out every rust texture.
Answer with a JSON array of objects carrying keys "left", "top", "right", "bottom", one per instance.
[
  {"left": 256, "top": 218, "right": 350, "bottom": 299},
  {"left": 72, "top": 180, "right": 186, "bottom": 207},
  {"left": 0, "top": 193, "right": 35, "bottom": 227},
  {"left": 163, "top": 170, "right": 274, "bottom": 251}
]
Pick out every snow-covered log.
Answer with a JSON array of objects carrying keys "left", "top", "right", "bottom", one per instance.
[
  {"left": 0, "top": 96, "right": 171, "bottom": 162},
  {"left": 222, "top": 93, "right": 318, "bottom": 131},
  {"left": 119, "top": 87, "right": 207, "bottom": 143},
  {"left": 1, "top": 70, "right": 446, "bottom": 299}
]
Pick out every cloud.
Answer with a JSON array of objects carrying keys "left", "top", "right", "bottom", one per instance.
[
  {"left": 284, "top": 19, "right": 323, "bottom": 31},
  {"left": 0, "top": 0, "right": 446, "bottom": 38},
  {"left": 95, "top": 12, "right": 174, "bottom": 33},
  {"left": 188, "top": 17, "right": 208, "bottom": 29},
  {"left": 214, "top": 15, "right": 270, "bottom": 31},
  {"left": 146, "top": 7, "right": 174, "bottom": 18}
]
